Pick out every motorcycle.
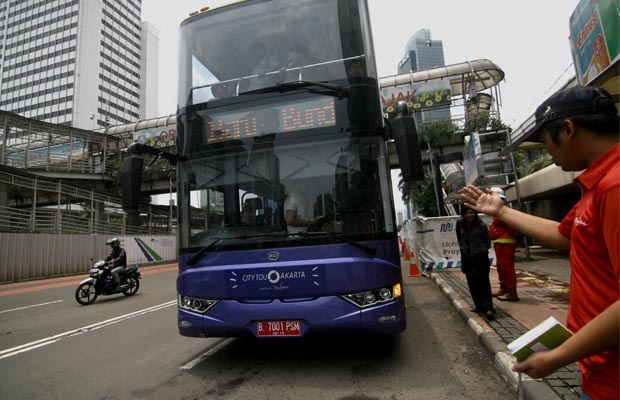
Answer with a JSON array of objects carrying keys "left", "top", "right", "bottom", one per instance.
[{"left": 75, "top": 260, "right": 141, "bottom": 305}]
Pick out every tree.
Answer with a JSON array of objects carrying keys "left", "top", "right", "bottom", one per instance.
[
  {"left": 397, "top": 115, "right": 516, "bottom": 217},
  {"left": 398, "top": 167, "right": 439, "bottom": 217},
  {"left": 418, "top": 119, "right": 460, "bottom": 147}
]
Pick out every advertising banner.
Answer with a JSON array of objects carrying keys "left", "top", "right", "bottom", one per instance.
[
  {"left": 401, "top": 216, "right": 496, "bottom": 271},
  {"left": 8, "top": 140, "right": 86, "bottom": 166},
  {"left": 133, "top": 125, "right": 177, "bottom": 148},
  {"left": 117, "top": 235, "right": 177, "bottom": 264},
  {"left": 381, "top": 80, "right": 451, "bottom": 115},
  {"left": 570, "top": 0, "right": 619, "bottom": 85}
]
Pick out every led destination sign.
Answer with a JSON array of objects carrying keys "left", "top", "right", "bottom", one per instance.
[{"left": 205, "top": 97, "right": 336, "bottom": 142}]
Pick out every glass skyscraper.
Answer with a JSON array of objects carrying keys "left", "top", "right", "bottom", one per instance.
[
  {"left": 398, "top": 29, "right": 451, "bottom": 124},
  {"left": 0, "top": 0, "right": 158, "bottom": 130}
]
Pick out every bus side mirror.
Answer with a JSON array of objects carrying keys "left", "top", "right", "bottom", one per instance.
[
  {"left": 122, "top": 154, "right": 144, "bottom": 212},
  {"left": 391, "top": 101, "right": 424, "bottom": 181}
]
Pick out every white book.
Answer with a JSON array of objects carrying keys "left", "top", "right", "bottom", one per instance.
[{"left": 507, "top": 316, "right": 573, "bottom": 362}]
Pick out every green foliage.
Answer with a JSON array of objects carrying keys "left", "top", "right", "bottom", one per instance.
[
  {"left": 143, "top": 158, "right": 175, "bottom": 182},
  {"left": 465, "top": 110, "right": 490, "bottom": 133},
  {"left": 512, "top": 151, "right": 525, "bottom": 179},
  {"left": 397, "top": 167, "right": 439, "bottom": 217},
  {"left": 418, "top": 119, "right": 459, "bottom": 147},
  {"left": 417, "top": 178, "right": 439, "bottom": 217},
  {"left": 521, "top": 152, "right": 553, "bottom": 175},
  {"left": 489, "top": 117, "right": 511, "bottom": 132}
]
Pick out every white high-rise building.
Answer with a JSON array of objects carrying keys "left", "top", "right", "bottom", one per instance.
[
  {"left": 0, "top": 0, "right": 158, "bottom": 130},
  {"left": 140, "top": 20, "right": 159, "bottom": 120}
]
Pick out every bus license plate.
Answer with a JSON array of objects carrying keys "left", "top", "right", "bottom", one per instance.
[{"left": 257, "top": 320, "right": 301, "bottom": 337}]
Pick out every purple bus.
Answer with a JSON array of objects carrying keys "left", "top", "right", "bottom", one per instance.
[{"left": 122, "top": 0, "right": 423, "bottom": 339}]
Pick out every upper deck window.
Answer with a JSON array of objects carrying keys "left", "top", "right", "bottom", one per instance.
[{"left": 178, "top": 0, "right": 376, "bottom": 106}]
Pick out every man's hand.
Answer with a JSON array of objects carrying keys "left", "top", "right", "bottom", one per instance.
[
  {"left": 512, "top": 349, "right": 564, "bottom": 379},
  {"left": 460, "top": 185, "right": 505, "bottom": 217}
]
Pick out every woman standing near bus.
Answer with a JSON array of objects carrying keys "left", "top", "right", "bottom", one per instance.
[{"left": 456, "top": 207, "right": 495, "bottom": 321}]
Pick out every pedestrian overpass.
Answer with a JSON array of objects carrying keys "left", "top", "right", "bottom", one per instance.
[{"left": 0, "top": 59, "right": 509, "bottom": 233}]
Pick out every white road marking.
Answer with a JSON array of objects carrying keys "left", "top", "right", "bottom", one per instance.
[
  {"left": 0, "top": 300, "right": 176, "bottom": 360},
  {"left": 180, "top": 338, "right": 235, "bottom": 370},
  {"left": 0, "top": 300, "right": 64, "bottom": 314}
]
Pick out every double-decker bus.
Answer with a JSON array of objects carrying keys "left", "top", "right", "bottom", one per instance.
[{"left": 123, "top": 0, "right": 423, "bottom": 339}]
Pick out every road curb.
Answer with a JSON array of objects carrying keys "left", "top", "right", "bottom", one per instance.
[{"left": 429, "top": 272, "right": 563, "bottom": 400}]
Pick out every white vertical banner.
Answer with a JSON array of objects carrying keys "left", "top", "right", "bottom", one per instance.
[{"left": 463, "top": 133, "right": 485, "bottom": 185}]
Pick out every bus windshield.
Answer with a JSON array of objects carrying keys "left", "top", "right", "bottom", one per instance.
[
  {"left": 178, "top": 0, "right": 377, "bottom": 106},
  {"left": 179, "top": 132, "right": 394, "bottom": 251}
]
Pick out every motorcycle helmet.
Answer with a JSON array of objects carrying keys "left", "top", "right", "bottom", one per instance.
[
  {"left": 106, "top": 237, "right": 120, "bottom": 247},
  {"left": 490, "top": 187, "right": 506, "bottom": 200}
]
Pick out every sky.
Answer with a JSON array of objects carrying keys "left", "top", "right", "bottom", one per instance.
[{"left": 141, "top": 0, "right": 582, "bottom": 212}]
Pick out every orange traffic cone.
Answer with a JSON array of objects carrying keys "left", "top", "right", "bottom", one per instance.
[
  {"left": 408, "top": 248, "right": 421, "bottom": 277},
  {"left": 409, "top": 261, "right": 422, "bottom": 277},
  {"left": 402, "top": 241, "right": 411, "bottom": 261}
]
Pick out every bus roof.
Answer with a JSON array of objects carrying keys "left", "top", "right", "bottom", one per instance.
[{"left": 184, "top": 0, "right": 248, "bottom": 23}]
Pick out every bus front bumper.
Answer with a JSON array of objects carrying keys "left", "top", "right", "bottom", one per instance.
[{"left": 177, "top": 296, "right": 406, "bottom": 338}]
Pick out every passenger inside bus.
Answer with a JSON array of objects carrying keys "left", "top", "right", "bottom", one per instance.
[{"left": 284, "top": 182, "right": 311, "bottom": 232}]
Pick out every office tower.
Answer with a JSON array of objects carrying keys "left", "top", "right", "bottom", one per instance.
[
  {"left": 398, "top": 29, "right": 451, "bottom": 124},
  {"left": 0, "top": 0, "right": 159, "bottom": 130},
  {"left": 140, "top": 21, "right": 159, "bottom": 120}
]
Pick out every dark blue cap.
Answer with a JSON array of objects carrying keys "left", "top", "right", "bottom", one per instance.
[{"left": 530, "top": 85, "right": 616, "bottom": 142}]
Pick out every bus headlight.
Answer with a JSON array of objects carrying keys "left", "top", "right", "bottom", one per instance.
[
  {"left": 379, "top": 287, "right": 392, "bottom": 300},
  {"left": 340, "top": 283, "right": 402, "bottom": 308},
  {"left": 178, "top": 294, "right": 218, "bottom": 313}
]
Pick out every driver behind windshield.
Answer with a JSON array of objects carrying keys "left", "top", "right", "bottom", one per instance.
[{"left": 242, "top": 202, "right": 257, "bottom": 225}]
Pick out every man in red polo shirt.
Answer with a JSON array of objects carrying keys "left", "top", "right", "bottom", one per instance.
[{"left": 461, "top": 85, "right": 619, "bottom": 400}]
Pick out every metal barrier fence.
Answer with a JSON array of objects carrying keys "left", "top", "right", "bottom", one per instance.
[{"left": 0, "top": 205, "right": 173, "bottom": 235}]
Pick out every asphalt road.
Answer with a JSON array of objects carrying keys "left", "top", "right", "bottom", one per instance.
[{"left": 0, "top": 263, "right": 516, "bottom": 400}]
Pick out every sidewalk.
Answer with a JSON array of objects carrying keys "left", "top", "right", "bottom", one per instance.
[{"left": 408, "top": 247, "right": 581, "bottom": 400}]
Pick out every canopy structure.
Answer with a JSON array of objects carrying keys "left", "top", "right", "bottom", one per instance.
[
  {"left": 378, "top": 58, "right": 505, "bottom": 96},
  {"left": 97, "top": 114, "right": 177, "bottom": 137}
]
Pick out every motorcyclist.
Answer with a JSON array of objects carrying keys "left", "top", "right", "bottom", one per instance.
[{"left": 105, "top": 238, "right": 126, "bottom": 291}]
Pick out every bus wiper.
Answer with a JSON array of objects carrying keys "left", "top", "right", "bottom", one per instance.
[
  {"left": 301, "top": 232, "right": 377, "bottom": 255},
  {"left": 240, "top": 80, "right": 349, "bottom": 98},
  {"left": 187, "top": 238, "right": 222, "bottom": 266},
  {"left": 186, "top": 232, "right": 289, "bottom": 266}
]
